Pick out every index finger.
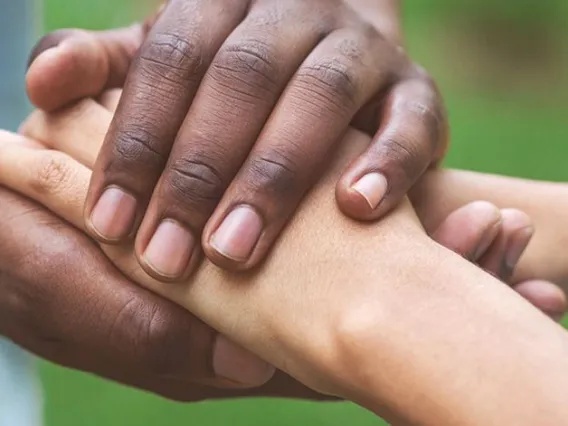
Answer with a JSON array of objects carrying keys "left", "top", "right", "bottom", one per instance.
[{"left": 83, "top": 0, "right": 248, "bottom": 244}]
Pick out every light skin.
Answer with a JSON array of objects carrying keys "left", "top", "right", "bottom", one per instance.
[
  {"left": 27, "top": 0, "right": 448, "bottom": 284},
  {"left": 6, "top": 95, "right": 568, "bottom": 425}
]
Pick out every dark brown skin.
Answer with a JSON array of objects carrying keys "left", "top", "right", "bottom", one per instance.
[
  {"left": 0, "top": 187, "right": 323, "bottom": 400},
  {"left": 27, "top": 0, "right": 447, "bottom": 282}
]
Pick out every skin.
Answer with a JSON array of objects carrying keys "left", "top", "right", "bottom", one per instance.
[
  {"left": 26, "top": 0, "right": 448, "bottom": 283},
  {"left": 3, "top": 95, "right": 553, "bottom": 401},
  {"left": 0, "top": 188, "right": 321, "bottom": 401},
  {"left": 5, "top": 99, "right": 568, "bottom": 424}
]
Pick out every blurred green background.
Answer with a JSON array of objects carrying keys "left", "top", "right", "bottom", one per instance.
[{"left": 41, "top": 1, "right": 568, "bottom": 425}]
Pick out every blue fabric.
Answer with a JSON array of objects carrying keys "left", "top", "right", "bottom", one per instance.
[
  {"left": 0, "top": 1, "right": 43, "bottom": 425},
  {"left": 0, "top": 0, "right": 34, "bottom": 129},
  {"left": 0, "top": 341, "right": 43, "bottom": 426}
]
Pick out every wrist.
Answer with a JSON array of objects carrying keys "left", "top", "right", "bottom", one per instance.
[{"left": 327, "top": 239, "right": 568, "bottom": 425}]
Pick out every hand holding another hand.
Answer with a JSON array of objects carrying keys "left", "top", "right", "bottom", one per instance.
[
  {"left": 27, "top": 0, "right": 447, "bottom": 282},
  {"left": 0, "top": 92, "right": 563, "bottom": 408}
]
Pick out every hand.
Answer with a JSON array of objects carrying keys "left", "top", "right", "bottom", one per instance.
[
  {"left": 6, "top": 98, "right": 566, "bottom": 407},
  {"left": 3, "top": 132, "right": 559, "bottom": 411},
  {"left": 27, "top": 0, "right": 447, "bottom": 282},
  {"left": 429, "top": 202, "right": 566, "bottom": 320},
  {"left": 2, "top": 144, "right": 558, "bottom": 410},
  {"left": 19, "top": 93, "right": 565, "bottom": 321},
  {"left": 0, "top": 122, "right": 309, "bottom": 398}
]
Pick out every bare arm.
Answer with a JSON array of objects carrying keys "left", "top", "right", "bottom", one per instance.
[
  {"left": 412, "top": 171, "right": 568, "bottom": 289},
  {"left": 5, "top": 102, "right": 568, "bottom": 425}
]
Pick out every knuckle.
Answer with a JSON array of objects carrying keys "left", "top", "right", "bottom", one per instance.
[
  {"left": 358, "top": 22, "right": 383, "bottom": 44},
  {"left": 379, "top": 134, "right": 427, "bottom": 181},
  {"left": 138, "top": 32, "right": 205, "bottom": 85},
  {"left": 382, "top": 134, "right": 420, "bottom": 161},
  {"left": 296, "top": 60, "right": 358, "bottom": 112},
  {"left": 109, "top": 127, "right": 168, "bottom": 172},
  {"left": 211, "top": 40, "right": 279, "bottom": 95},
  {"left": 32, "top": 153, "right": 76, "bottom": 195},
  {"left": 337, "top": 28, "right": 376, "bottom": 63},
  {"left": 245, "top": 149, "right": 301, "bottom": 198},
  {"left": 166, "top": 156, "right": 227, "bottom": 205},
  {"left": 406, "top": 79, "right": 442, "bottom": 120},
  {"left": 393, "top": 77, "right": 447, "bottom": 148}
]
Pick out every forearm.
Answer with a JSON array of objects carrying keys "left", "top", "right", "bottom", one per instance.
[
  {"left": 99, "top": 141, "right": 568, "bottom": 424},
  {"left": 10, "top": 121, "right": 568, "bottom": 424},
  {"left": 339, "top": 243, "right": 568, "bottom": 425},
  {"left": 412, "top": 170, "right": 568, "bottom": 289}
]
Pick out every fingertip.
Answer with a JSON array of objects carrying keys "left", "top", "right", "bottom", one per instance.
[
  {"left": 27, "top": 36, "right": 109, "bottom": 111},
  {"left": 202, "top": 236, "right": 260, "bottom": 273},
  {"left": 202, "top": 205, "right": 266, "bottom": 272},
  {"left": 336, "top": 171, "right": 392, "bottom": 221},
  {"left": 454, "top": 201, "right": 502, "bottom": 224},
  {"left": 432, "top": 201, "right": 502, "bottom": 260},
  {"left": 135, "top": 219, "right": 200, "bottom": 284},
  {"left": 26, "top": 46, "right": 64, "bottom": 109},
  {"left": 500, "top": 208, "right": 532, "bottom": 230},
  {"left": 213, "top": 335, "right": 275, "bottom": 387},
  {"left": 514, "top": 280, "right": 567, "bottom": 321}
]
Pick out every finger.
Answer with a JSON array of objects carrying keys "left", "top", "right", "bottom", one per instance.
[
  {"left": 337, "top": 75, "right": 448, "bottom": 221},
  {"left": 201, "top": 26, "right": 405, "bottom": 271},
  {"left": 478, "top": 209, "right": 534, "bottom": 281},
  {"left": 134, "top": 4, "right": 326, "bottom": 280},
  {"left": 431, "top": 201, "right": 502, "bottom": 261},
  {"left": 84, "top": 0, "right": 249, "bottom": 245},
  {"left": 0, "top": 138, "right": 90, "bottom": 229},
  {"left": 0, "top": 130, "right": 43, "bottom": 149},
  {"left": 0, "top": 188, "right": 274, "bottom": 391},
  {"left": 27, "top": 26, "right": 144, "bottom": 111},
  {"left": 98, "top": 88, "right": 123, "bottom": 113},
  {"left": 513, "top": 280, "right": 567, "bottom": 322},
  {"left": 19, "top": 98, "right": 111, "bottom": 167},
  {"left": 430, "top": 202, "right": 566, "bottom": 321}
]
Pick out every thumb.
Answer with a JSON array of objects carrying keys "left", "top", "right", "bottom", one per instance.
[{"left": 26, "top": 26, "right": 145, "bottom": 111}]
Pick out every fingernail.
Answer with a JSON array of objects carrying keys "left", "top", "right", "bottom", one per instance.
[
  {"left": 474, "top": 219, "right": 502, "bottom": 260},
  {"left": 89, "top": 187, "right": 137, "bottom": 241},
  {"left": 143, "top": 220, "right": 195, "bottom": 279},
  {"left": 351, "top": 173, "right": 388, "bottom": 209},
  {"left": 210, "top": 206, "right": 263, "bottom": 262},
  {"left": 505, "top": 226, "right": 534, "bottom": 270},
  {"left": 213, "top": 335, "right": 275, "bottom": 386}
]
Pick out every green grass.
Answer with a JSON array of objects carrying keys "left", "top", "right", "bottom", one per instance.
[{"left": 41, "top": 1, "right": 568, "bottom": 425}]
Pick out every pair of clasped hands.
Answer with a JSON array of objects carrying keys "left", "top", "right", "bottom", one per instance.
[{"left": 3, "top": 1, "right": 568, "bottom": 424}]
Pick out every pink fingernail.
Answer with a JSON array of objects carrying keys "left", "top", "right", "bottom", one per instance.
[
  {"left": 210, "top": 206, "right": 263, "bottom": 262},
  {"left": 213, "top": 335, "right": 275, "bottom": 386},
  {"left": 351, "top": 173, "right": 388, "bottom": 209},
  {"left": 89, "top": 187, "right": 137, "bottom": 240},
  {"left": 143, "top": 220, "right": 195, "bottom": 279},
  {"left": 506, "top": 226, "right": 534, "bottom": 270}
]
